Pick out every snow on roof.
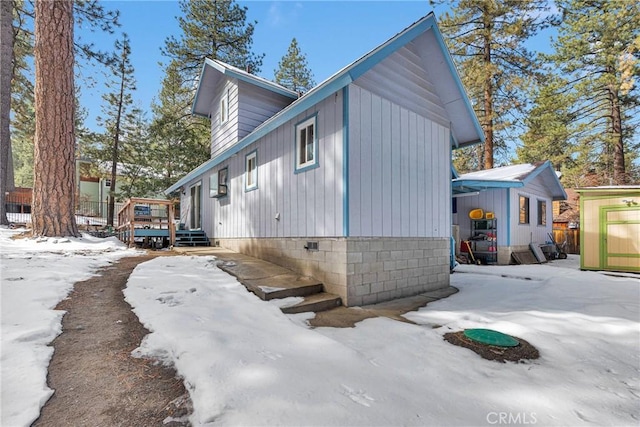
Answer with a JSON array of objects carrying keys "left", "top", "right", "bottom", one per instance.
[{"left": 455, "top": 162, "right": 540, "bottom": 182}]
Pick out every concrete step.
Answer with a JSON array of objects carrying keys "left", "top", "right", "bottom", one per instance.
[
  {"left": 281, "top": 292, "right": 342, "bottom": 314},
  {"left": 242, "top": 274, "right": 323, "bottom": 300}
]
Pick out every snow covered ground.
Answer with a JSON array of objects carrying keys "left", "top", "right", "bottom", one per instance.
[
  {"left": 0, "top": 228, "right": 139, "bottom": 426},
  {"left": 1, "top": 225, "right": 639, "bottom": 426}
]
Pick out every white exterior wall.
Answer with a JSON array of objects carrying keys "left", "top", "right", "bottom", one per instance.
[
  {"left": 209, "top": 79, "right": 295, "bottom": 159},
  {"left": 454, "top": 189, "right": 509, "bottom": 246},
  {"left": 201, "top": 92, "right": 344, "bottom": 239},
  {"left": 210, "top": 79, "right": 239, "bottom": 158},
  {"left": 348, "top": 84, "right": 451, "bottom": 238},
  {"left": 237, "top": 81, "right": 295, "bottom": 140},
  {"left": 509, "top": 175, "right": 554, "bottom": 247},
  {"left": 354, "top": 45, "right": 451, "bottom": 129},
  {"left": 453, "top": 176, "right": 554, "bottom": 264}
]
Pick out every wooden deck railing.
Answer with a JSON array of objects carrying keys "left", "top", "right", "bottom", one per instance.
[{"left": 116, "top": 198, "right": 176, "bottom": 247}]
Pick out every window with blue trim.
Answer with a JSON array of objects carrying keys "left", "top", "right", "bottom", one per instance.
[
  {"left": 295, "top": 116, "right": 317, "bottom": 171},
  {"left": 245, "top": 151, "right": 258, "bottom": 191}
]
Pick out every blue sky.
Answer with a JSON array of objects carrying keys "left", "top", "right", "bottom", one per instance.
[
  {"left": 79, "top": 1, "right": 450, "bottom": 130},
  {"left": 79, "top": 1, "right": 553, "bottom": 132}
]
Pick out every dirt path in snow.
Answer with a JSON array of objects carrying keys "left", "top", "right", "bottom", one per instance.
[{"left": 33, "top": 254, "right": 192, "bottom": 427}]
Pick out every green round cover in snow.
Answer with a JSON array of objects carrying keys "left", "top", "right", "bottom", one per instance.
[{"left": 463, "top": 329, "right": 519, "bottom": 347}]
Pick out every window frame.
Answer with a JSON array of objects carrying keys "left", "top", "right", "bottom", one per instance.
[
  {"left": 209, "top": 167, "right": 229, "bottom": 198},
  {"left": 537, "top": 199, "right": 547, "bottom": 226},
  {"left": 294, "top": 114, "right": 319, "bottom": 173},
  {"left": 519, "top": 195, "right": 530, "bottom": 224},
  {"left": 220, "top": 89, "right": 229, "bottom": 126},
  {"left": 245, "top": 150, "right": 258, "bottom": 192}
]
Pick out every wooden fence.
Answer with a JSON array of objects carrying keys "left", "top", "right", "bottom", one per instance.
[{"left": 552, "top": 228, "right": 580, "bottom": 254}]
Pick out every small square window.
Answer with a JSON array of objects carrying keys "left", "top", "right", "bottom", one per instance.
[
  {"left": 537, "top": 200, "right": 547, "bottom": 226},
  {"left": 245, "top": 151, "right": 258, "bottom": 191},
  {"left": 295, "top": 116, "right": 318, "bottom": 172},
  {"left": 519, "top": 195, "right": 530, "bottom": 224}
]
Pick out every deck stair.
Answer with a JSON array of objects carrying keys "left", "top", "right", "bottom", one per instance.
[
  {"left": 217, "top": 260, "right": 341, "bottom": 314},
  {"left": 174, "top": 229, "right": 211, "bottom": 247}
]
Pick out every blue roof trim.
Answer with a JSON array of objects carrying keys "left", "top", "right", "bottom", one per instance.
[
  {"left": 166, "top": 12, "right": 482, "bottom": 194},
  {"left": 191, "top": 63, "right": 210, "bottom": 118},
  {"left": 521, "top": 160, "right": 568, "bottom": 200},
  {"left": 452, "top": 180, "right": 524, "bottom": 189},
  {"left": 205, "top": 59, "right": 298, "bottom": 99},
  {"left": 346, "top": 17, "right": 435, "bottom": 82}
]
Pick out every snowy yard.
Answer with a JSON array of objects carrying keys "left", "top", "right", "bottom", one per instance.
[{"left": 1, "top": 226, "right": 638, "bottom": 426}]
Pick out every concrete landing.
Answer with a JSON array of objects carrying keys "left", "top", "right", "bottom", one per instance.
[
  {"left": 173, "top": 246, "right": 341, "bottom": 313},
  {"left": 172, "top": 246, "right": 458, "bottom": 325}
]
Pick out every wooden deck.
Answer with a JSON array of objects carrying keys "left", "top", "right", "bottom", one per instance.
[{"left": 116, "top": 198, "right": 176, "bottom": 248}]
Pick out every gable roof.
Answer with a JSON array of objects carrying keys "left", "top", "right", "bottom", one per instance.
[
  {"left": 452, "top": 161, "right": 567, "bottom": 201},
  {"left": 166, "top": 12, "right": 483, "bottom": 195},
  {"left": 192, "top": 59, "right": 299, "bottom": 117}
]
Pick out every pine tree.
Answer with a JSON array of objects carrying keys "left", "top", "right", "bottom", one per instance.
[
  {"left": 117, "top": 109, "right": 153, "bottom": 198},
  {"left": 434, "top": 0, "right": 553, "bottom": 170},
  {"left": 91, "top": 34, "right": 138, "bottom": 226},
  {"left": 3, "top": 0, "right": 120, "bottom": 225},
  {"left": 147, "top": 61, "right": 210, "bottom": 194},
  {"left": 32, "top": 0, "right": 78, "bottom": 237},
  {"left": 154, "top": 0, "right": 262, "bottom": 193},
  {"left": 0, "top": 0, "right": 14, "bottom": 225},
  {"left": 274, "top": 38, "right": 315, "bottom": 94},
  {"left": 541, "top": 0, "right": 640, "bottom": 185},
  {"left": 516, "top": 75, "right": 576, "bottom": 169},
  {"left": 163, "top": 0, "right": 263, "bottom": 82}
]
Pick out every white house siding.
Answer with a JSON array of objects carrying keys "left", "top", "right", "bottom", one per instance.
[
  {"left": 453, "top": 178, "right": 553, "bottom": 264},
  {"left": 205, "top": 92, "right": 344, "bottom": 240},
  {"left": 348, "top": 84, "right": 451, "bottom": 238},
  {"left": 455, "top": 189, "right": 509, "bottom": 246},
  {"left": 344, "top": 83, "right": 452, "bottom": 305},
  {"left": 509, "top": 175, "right": 553, "bottom": 248},
  {"left": 210, "top": 79, "right": 239, "bottom": 158},
  {"left": 354, "top": 44, "right": 451, "bottom": 130},
  {"left": 237, "top": 81, "right": 295, "bottom": 140}
]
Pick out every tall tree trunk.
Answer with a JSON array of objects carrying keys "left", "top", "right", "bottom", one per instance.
[
  {"left": 32, "top": 0, "right": 78, "bottom": 237},
  {"left": 106, "top": 50, "right": 126, "bottom": 227},
  {"left": 608, "top": 84, "right": 626, "bottom": 185},
  {"left": 482, "top": 14, "right": 494, "bottom": 170},
  {"left": 0, "top": 0, "right": 14, "bottom": 225}
]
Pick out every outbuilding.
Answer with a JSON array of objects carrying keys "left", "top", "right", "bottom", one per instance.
[
  {"left": 576, "top": 186, "right": 640, "bottom": 273},
  {"left": 452, "top": 161, "right": 567, "bottom": 264}
]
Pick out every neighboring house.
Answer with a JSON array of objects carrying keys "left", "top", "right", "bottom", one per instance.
[
  {"left": 576, "top": 186, "right": 640, "bottom": 273},
  {"left": 553, "top": 188, "right": 579, "bottom": 229},
  {"left": 452, "top": 161, "right": 567, "bottom": 264},
  {"left": 76, "top": 158, "right": 125, "bottom": 217},
  {"left": 165, "top": 13, "right": 484, "bottom": 306}
]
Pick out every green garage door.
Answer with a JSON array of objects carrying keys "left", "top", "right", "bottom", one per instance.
[{"left": 601, "top": 207, "right": 640, "bottom": 272}]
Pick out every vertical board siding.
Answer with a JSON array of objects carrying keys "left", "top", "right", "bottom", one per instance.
[
  {"left": 354, "top": 45, "right": 450, "bottom": 129},
  {"left": 210, "top": 80, "right": 239, "bottom": 158},
  {"left": 455, "top": 191, "right": 508, "bottom": 246},
  {"left": 454, "top": 177, "right": 556, "bottom": 248},
  {"left": 237, "top": 81, "right": 295, "bottom": 140},
  {"left": 349, "top": 84, "right": 451, "bottom": 238},
  {"left": 510, "top": 175, "right": 554, "bottom": 246},
  {"left": 201, "top": 92, "right": 344, "bottom": 239}
]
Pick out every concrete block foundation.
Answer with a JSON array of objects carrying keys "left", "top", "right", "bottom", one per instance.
[{"left": 217, "top": 237, "right": 450, "bottom": 306}]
